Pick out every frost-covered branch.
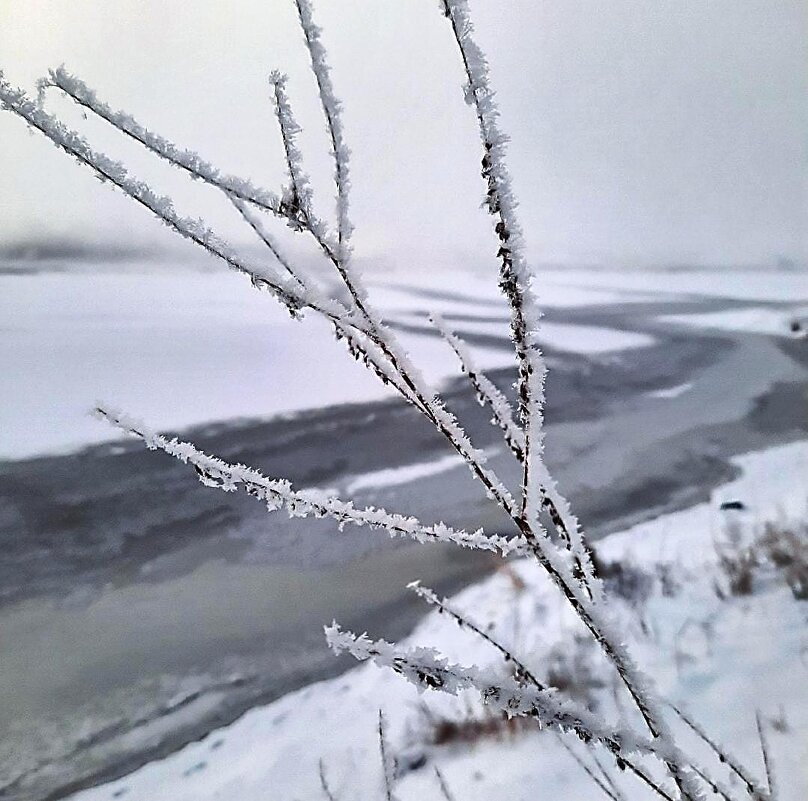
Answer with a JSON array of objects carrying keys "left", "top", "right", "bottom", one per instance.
[
  {"left": 430, "top": 312, "right": 524, "bottom": 460},
  {"left": 288, "top": 2, "right": 515, "bottom": 512},
  {"left": 0, "top": 75, "right": 368, "bottom": 329},
  {"left": 438, "top": 0, "right": 549, "bottom": 534},
  {"left": 268, "top": 70, "right": 315, "bottom": 230},
  {"left": 0, "top": 4, "right": 760, "bottom": 796},
  {"left": 330, "top": 322, "right": 424, "bottom": 408},
  {"left": 410, "top": 584, "right": 737, "bottom": 801},
  {"left": 408, "top": 580, "right": 545, "bottom": 690},
  {"left": 436, "top": 0, "right": 600, "bottom": 601},
  {"left": 9, "top": 68, "right": 522, "bottom": 533},
  {"left": 592, "top": 750, "right": 628, "bottom": 801},
  {"left": 229, "top": 195, "right": 308, "bottom": 291},
  {"left": 430, "top": 314, "right": 598, "bottom": 595},
  {"left": 325, "top": 623, "right": 656, "bottom": 759},
  {"left": 434, "top": 767, "right": 457, "bottom": 801},
  {"left": 42, "top": 67, "right": 291, "bottom": 221},
  {"left": 670, "top": 704, "right": 768, "bottom": 799},
  {"left": 34, "top": 66, "right": 442, "bottom": 431},
  {"left": 329, "top": 624, "right": 728, "bottom": 800},
  {"left": 93, "top": 405, "right": 529, "bottom": 559},
  {"left": 432, "top": 5, "right": 700, "bottom": 794},
  {"left": 407, "top": 581, "right": 703, "bottom": 801},
  {"left": 294, "top": 0, "right": 352, "bottom": 251}
]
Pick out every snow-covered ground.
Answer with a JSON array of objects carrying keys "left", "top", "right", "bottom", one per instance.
[
  {"left": 69, "top": 439, "right": 808, "bottom": 801},
  {"left": 6, "top": 265, "right": 807, "bottom": 461},
  {"left": 662, "top": 306, "right": 808, "bottom": 338},
  {"left": 536, "top": 267, "right": 808, "bottom": 303},
  {"left": 379, "top": 266, "right": 808, "bottom": 305},
  {"left": 0, "top": 267, "right": 659, "bottom": 460}
]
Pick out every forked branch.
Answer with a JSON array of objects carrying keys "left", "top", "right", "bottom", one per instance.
[{"left": 93, "top": 405, "right": 529, "bottom": 559}]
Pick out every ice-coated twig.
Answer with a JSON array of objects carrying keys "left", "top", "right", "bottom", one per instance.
[
  {"left": 37, "top": 68, "right": 438, "bottom": 424},
  {"left": 435, "top": 3, "right": 600, "bottom": 603},
  {"left": 54, "top": 24, "right": 516, "bottom": 528},
  {"left": 378, "top": 710, "right": 395, "bottom": 801},
  {"left": 10, "top": 69, "right": 453, "bottom": 434},
  {"left": 688, "top": 763, "right": 749, "bottom": 801},
  {"left": 0, "top": 4, "right": 757, "bottom": 796},
  {"left": 229, "top": 196, "right": 425, "bottom": 412},
  {"left": 325, "top": 623, "right": 662, "bottom": 761},
  {"left": 93, "top": 405, "right": 529, "bottom": 558},
  {"left": 430, "top": 313, "right": 600, "bottom": 598},
  {"left": 289, "top": 2, "right": 520, "bottom": 521},
  {"left": 42, "top": 65, "right": 342, "bottom": 261},
  {"left": 35, "top": 65, "right": 440, "bottom": 431},
  {"left": 41, "top": 67, "right": 289, "bottom": 220},
  {"left": 268, "top": 70, "right": 315, "bottom": 230},
  {"left": 430, "top": 312, "right": 524, "bottom": 460},
  {"left": 410, "top": 582, "right": 686, "bottom": 801},
  {"left": 331, "top": 322, "right": 425, "bottom": 408},
  {"left": 435, "top": 8, "right": 699, "bottom": 792},
  {"left": 670, "top": 704, "right": 767, "bottom": 799},
  {"left": 437, "top": 0, "right": 544, "bottom": 424},
  {"left": 620, "top": 763, "right": 677, "bottom": 801},
  {"left": 7, "top": 47, "right": 692, "bottom": 801},
  {"left": 408, "top": 580, "right": 545, "bottom": 689},
  {"left": 40, "top": 66, "right": 329, "bottom": 297},
  {"left": 229, "top": 195, "right": 308, "bottom": 291},
  {"left": 318, "top": 758, "right": 338, "bottom": 801},
  {"left": 0, "top": 75, "right": 363, "bottom": 327},
  {"left": 10, "top": 68, "right": 523, "bottom": 533},
  {"left": 294, "top": 0, "right": 351, "bottom": 251},
  {"left": 490, "top": 527, "right": 704, "bottom": 799},
  {"left": 438, "top": 0, "right": 549, "bottom": 537}
]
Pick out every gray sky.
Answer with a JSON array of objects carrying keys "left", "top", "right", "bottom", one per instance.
[{"left": 1, "top": 0, "right": 806, "bottom": 268}]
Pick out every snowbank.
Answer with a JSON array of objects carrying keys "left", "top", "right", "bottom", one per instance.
[
  {"left": 662, "top": 306, "right": 808, "bottom": 338},
  {"left": 0, "top": 268, "right": 652, "bottom": 460},
  {"left": 69, "top": 439, "right": 808, "bottom": 801}
]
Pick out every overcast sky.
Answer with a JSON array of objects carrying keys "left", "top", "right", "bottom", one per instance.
[{"left": 1, "top": 0, "right": 806, "bottom": 268}]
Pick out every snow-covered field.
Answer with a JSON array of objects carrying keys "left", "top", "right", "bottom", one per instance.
[
  {"left": 69, "top": 439, "right": 808, "bottom": 801},
  {"left": 4, "top": 264, "right": 806, "bottom": 461},
  {"left": 663, "top": 306, "right": 808, "bottom": 338},
  {"left": 536, "top": 268, "right": 808, "bottom": 303},
  {"left": 0, "top": 267, "right": 664, "bottom": 460}
]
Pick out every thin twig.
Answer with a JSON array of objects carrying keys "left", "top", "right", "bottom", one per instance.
[
  {"left": 430, "top": 312, "right": 597, "bottom": 597},
  {"left": 229, "top": 195, "right": 307, "bottom": 291},
  {"left": 756, "top": 711, "right": 777, "bottom": 800},
  {"left": 93, "top": 405, "right": 529, "bottom": 559},
  {"left": 592, "top": 749, "right": 626, "bottom": 801},
  {"left": 408, "top": 581, "right": 545, "bottom": 690},
  {"left": 670, "top": 703, "right": 766, "bottom": 798},
  {"left": 555, "top": 732, "right": 620, "bottom": 800},
  {"left": 378, "top": 710, "right": 394, "bottom": 801},
  {"left": 43, "top": 67, "right": 288, "bottom": 218},
  {"left": 434, "top": 766, "right": 457, "bottom": 801},
  {"left": 268, "top": 70, "right": 313, "bottom": 227},
  {"left": 318, "top": 758, "right": 338, "bottom": 801},
  {"left": 294, "top": 0, "right": 351, "bottom": 249}
]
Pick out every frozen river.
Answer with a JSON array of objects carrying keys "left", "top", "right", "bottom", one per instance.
[{"left": 1, "top": 266, "right": 806, "bottom": 800}]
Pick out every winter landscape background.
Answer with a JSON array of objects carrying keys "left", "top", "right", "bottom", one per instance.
[{"left": 1, "top": 1, "right": 806, "bottom": 799}]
